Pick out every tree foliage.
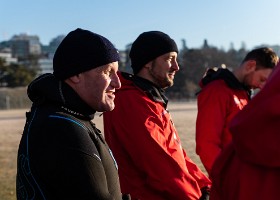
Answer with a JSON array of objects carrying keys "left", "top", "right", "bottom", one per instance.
[
  {"left": 166, "top": 46, "right": 249, "bottom": 99},
  {"left": 0, "top": 58, "right": 37, "bottom": 87}
]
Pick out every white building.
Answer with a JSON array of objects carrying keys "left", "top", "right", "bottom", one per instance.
[
  {"left": 0, "top": 48, "right": 18, "bottom": 65},
  {"left": 38, "top": 58, "right": 53, "bottom": 75}
]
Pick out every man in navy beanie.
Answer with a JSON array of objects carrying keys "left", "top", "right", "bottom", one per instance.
[
  {"left": 16, "top": 28, "right": 130, "bottom": 200},
  {"left": 103, "top": 31, "right": 211, "bottom": 200}
]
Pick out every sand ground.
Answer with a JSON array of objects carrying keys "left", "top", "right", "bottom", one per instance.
[{"left": 0, "top": 101, "right": 206, "bottom": 200}]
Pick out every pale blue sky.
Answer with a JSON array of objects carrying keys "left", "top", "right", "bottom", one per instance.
[{"left": 1, "top": 0, "right": 280, "bottom": 51}]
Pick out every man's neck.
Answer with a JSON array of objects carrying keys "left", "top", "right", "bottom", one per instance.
[{"left": 232, "top": 66, "right": 244, "bottom": 84}]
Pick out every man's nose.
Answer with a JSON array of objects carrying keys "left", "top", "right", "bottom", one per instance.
[
  {"left": 172, "top": 61, "right": 180, "bottom": 71},
  {"left": 112, "top": 73, "right": 121, "bottom": 89}
]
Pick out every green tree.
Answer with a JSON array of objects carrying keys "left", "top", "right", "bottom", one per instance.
[
  {"left": 166, "top": 46, "right": 248, "bottom": 99},
  {"left": 0, "top": 58, "right": 37, "bottom": 87},
  {"left": 0, "top": 58, "right": 9, "bottom": 86}
]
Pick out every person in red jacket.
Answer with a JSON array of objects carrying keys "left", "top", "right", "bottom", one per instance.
[
  {"left": 195, "top": 47, "right": 279, "bottom": 174},
  {"left": 210, "top": 61, "right": 280, "bottom": 200},
  {"left": 103, "top": 31, "right": 211, "bottom": 200}
]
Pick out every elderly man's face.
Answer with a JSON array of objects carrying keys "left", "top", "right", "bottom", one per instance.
[{"left": 77, "top": 61, "right": 121, "bottom": 112}]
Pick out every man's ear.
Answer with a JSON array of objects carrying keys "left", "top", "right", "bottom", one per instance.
[
  {"left": 67, "top": 74, "right": 81, "bottom": 83},
  {"left": 144, "top": 61, "right": 153, "bottom": 70},
  {"left": 245, "top": 60, "right": 257, "bottom": 72}
]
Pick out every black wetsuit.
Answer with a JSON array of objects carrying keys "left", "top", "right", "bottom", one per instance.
[{"left": 16, "top": 73, "right": 127, "bottom": 200}]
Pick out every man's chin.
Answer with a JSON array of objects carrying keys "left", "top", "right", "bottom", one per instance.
[
  {"left": 97, "top": 102, "right": 115, "bottom": 112},
  {"left": 106, "top": 103, "right": 115, "bottom": 112},
  {"left": 166, "top": 79, "right": 174, "bottom": 87}
]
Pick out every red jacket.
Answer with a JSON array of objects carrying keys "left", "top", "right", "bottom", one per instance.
[
  {"left": 196, "top": 69, "right": 249, "bottom": 174},
  {"left": 104, "top": 72, "right": 211, "bottom": 200},
  {"left": 210, "top": 64, "right": 280, "bottom": 200}
]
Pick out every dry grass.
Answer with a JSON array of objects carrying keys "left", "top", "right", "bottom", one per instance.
[
  {"left": 0, "top": 101, "right": 206, "bottom": 200},
  {"left": 0, "top": 109, "right": 28, "bottom": 200}
]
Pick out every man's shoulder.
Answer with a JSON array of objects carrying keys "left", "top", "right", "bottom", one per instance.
[
  {"left": 202, "top": 79, "right": 231, "bottom": 91},
  {"left": 41, "top": 110, "right": 90, "bottom": 131},
  {"left": 116, "top": 72, "right": 148, "bottom": 97},
  {"left": 197, "top": 79, "right": 235, "bottom": 102}
]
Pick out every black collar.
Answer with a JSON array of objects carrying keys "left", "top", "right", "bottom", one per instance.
[{"left": 122, "top": 72, "right": 168, "bottom": 108}]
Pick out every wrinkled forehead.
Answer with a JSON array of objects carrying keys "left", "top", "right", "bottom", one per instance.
[{"left": 92, "top": 61, "right": 119, "bottom": 72}]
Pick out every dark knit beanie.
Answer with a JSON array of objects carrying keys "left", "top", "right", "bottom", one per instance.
[
  {"left": 53, "top": 28, "right": 119, "bottom": 80},
  {"left": 129, "top": 31, "right": 178, "bottom": 74}
]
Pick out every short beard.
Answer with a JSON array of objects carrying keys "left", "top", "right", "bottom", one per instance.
[{"left": 149, "top": 61, "right": 173, "bottom": 89}]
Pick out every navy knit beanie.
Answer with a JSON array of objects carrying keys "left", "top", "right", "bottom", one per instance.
[
  {"left": 53, "top": 28, "right": 119, "bottom": 80},
  {"left": 129, "top": 31, "right": 178, "bottom": 74}
]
